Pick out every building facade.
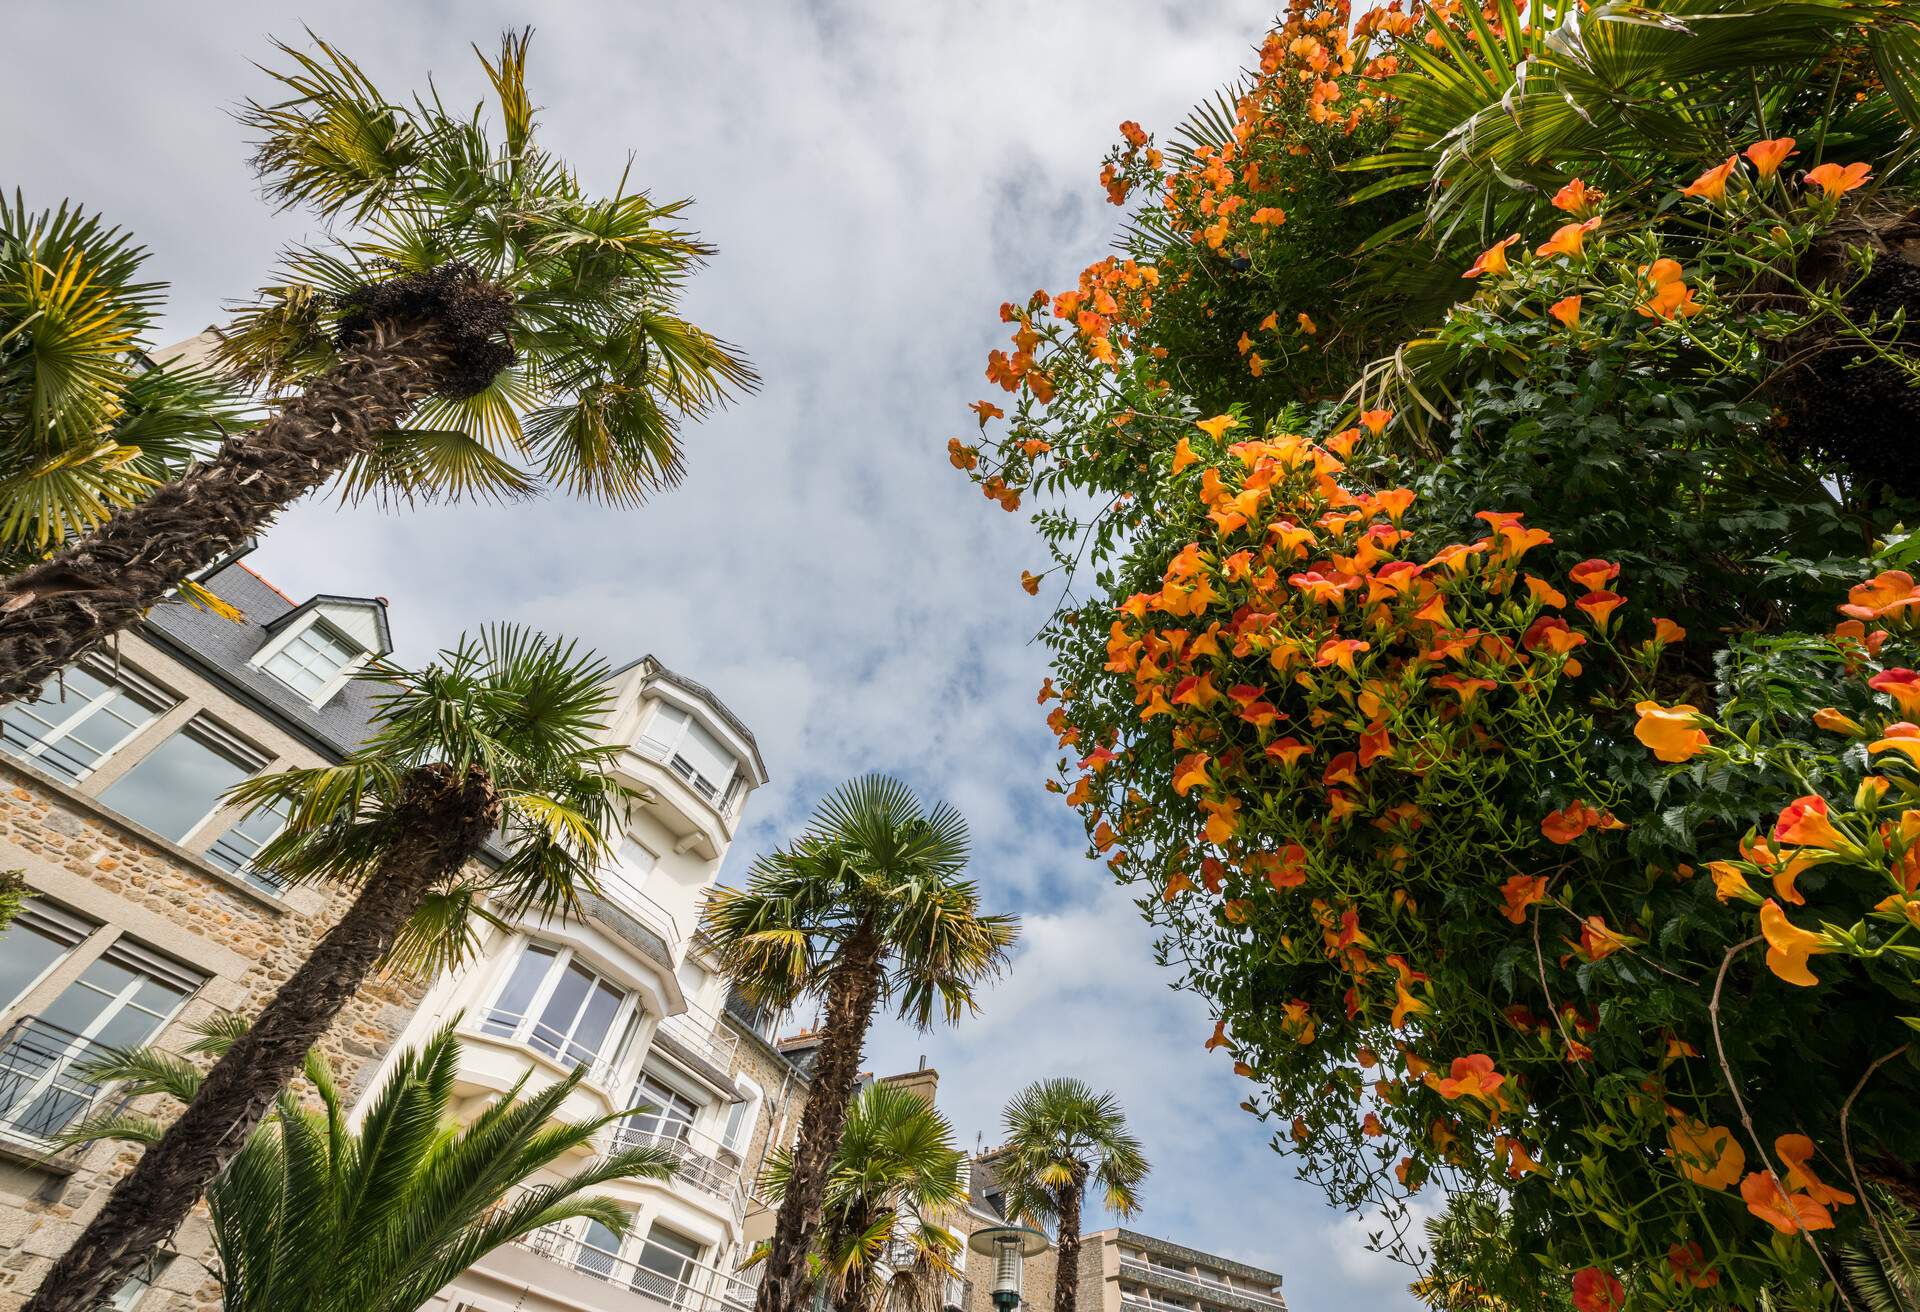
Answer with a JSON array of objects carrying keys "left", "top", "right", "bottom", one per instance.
[
  {"left": 1078, "top": 1230, "right": 1287, "bottom": 1312},
  {"left": 0, "top": 561, "right": 811, "bottom": 1312}
]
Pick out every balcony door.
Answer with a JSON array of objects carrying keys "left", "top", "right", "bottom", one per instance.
[
  {"left": 624, "top": 1071, "right": 699, "bottom": 1148},
  {"left": 0, "top": 937, "right": 201, "bottom": 1140},
  {"left": 632, "top": 1224, "right": 706, "bottom": 1307}
]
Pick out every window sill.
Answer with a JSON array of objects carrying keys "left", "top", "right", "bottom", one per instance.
[{"left": 0, "top": 756, "right": 295, "bottom": 916}]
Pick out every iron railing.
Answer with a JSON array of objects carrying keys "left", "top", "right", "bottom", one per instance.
[
  {"left": 654, "top": 1000, "right": 739, "bottom": 1074},
  {"left": 521, "top": 1224, "right": 758, "bottom": 1312},
  {"left": 595, "top": 866, "right": 683, "bottom": 949},
  {"left": 625, "top": 743, "right": 744, "bottom": 823},
  {"left": 0, "top": 1016, "right": 122, "bottom": 1145},
  {"left": 1119, "top": 1260, "right": 1285, "bottom": 1312},
  {"left": 608, "top": 1118, "right": 744, "bottom": 1206},
  {"left": 471, "top": 1009, "right": 621, "bottom": 1090}
]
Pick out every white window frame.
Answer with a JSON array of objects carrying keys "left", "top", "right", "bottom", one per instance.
[
  {"left": 0, "top": 661, "right": 173, "bottom": 784},
  {"left": 0, "top": 900, "right": 98, "bottom": 1014},
  {"left": 203, "top": 796, "right": 292, "bottom": 892},
  {"left": 479, "top": 939, "right": 638, "bottom": 1081},
  {"left": 251, "top": 611, "right": 370, "bottom": 706},
  {"left": 636, "top": 702, "right": 738, "bottom": 804},
  {"left": 721, "top": 1074, "right": 761, "bottom": 1155}
]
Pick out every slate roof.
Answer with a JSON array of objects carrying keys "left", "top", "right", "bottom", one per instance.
[{"left": 143, "top": 563, "right": 388, "bottom": 756}]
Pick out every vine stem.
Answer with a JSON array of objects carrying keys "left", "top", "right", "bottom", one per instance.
[
  {"left": 1840, "top": 1043, "right": 1914, "bottom": 1298},
  {"left": 1709, "top": 937, "right": 1856, "bottom": 1309}
]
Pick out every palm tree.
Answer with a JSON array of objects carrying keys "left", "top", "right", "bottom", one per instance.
[
  {"left": 0, "top": 30, "right": 756, "bottom": 705},
  {"left": 703, "top": 775, "right": 1019, "bottom": 1312},
  {"left": 23, "top": 625, "right": 632, "bottom": 1312},
  {"left": 1841, "top": 1190, "right": 1920, "bottom": 1311},
  {"left": 753, "top": 1080, "right": 967, "bottom": 1312},
  {"left": 60, "top": 1017, "right": 677, "bottom": 1312},
  {"left": 995, "top": 1079, "right": 1148, "bottom": 1312},
  {"left": 0, "top": 195, "right": 250, "bottom": 582}
]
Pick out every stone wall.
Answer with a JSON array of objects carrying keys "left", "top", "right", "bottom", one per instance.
[{"left": 0, "top": 758, "right": 429, "bottom": 1311}]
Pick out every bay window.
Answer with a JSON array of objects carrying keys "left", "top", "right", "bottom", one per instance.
[
  {"left": 480, "top": 940, "right": 635, "bottom": 1076},
  {"left": 637, "top": 703, "right": 737, "bottom": 803}
]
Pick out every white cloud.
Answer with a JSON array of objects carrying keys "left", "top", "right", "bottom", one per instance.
[{"left": 2, "top": 4, "right": 1423, "bottom": 1306}]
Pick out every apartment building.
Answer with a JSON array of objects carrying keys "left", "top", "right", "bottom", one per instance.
[
  {"left": 0, "top": 559, "right": 812, "bottom": 1312},
  {"left": 1080, "top": 1231, "right": 1287, "bottom": 1312}
]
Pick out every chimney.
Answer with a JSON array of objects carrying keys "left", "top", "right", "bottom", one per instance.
[{"left": 878, "top": 1066, "right": 940, "bottom": 1107}]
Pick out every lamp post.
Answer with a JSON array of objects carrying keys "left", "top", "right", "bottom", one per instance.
[{"left": 967, "top": 1224, "right": 1049, "bottom": 1312}]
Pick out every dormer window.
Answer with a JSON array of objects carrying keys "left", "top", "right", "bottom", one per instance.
[
  {"left": 637, "top": 703, "right": 737, "bottom": 803},
  {"left": 250, "top": 595, "right": 390, "bottom": 708},
  {"left": 263, "top": 621, "right": 359, "bottom": 698}
]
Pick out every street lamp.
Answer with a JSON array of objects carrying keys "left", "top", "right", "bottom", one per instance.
[{"left": 967, "top": 1223, "right": 1049, "bottom": 1312}]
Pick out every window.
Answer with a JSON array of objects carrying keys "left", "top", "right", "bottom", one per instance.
[
  {"left": 637, "top": 703, "right": 737, "bottom": 802},
  {"left": 625, "top": 1070, "right": 699, "bottom": 1145},
  {"left": 721, "top": 1077, "right": 760, "bottom": 1154},
  {"left": 263, "top": 620, "right": 360, "bottom": 699},
  {"left": 0, "top": 901, "right": 95, "bottom": 1013},
  {"left": 632, "top": 1224, "right": 705, "bottom": 1306},
  {"left": 0, "top": 937, "right": 201, "bottom": 1140},
  {"left": 480, "top": 941, "right": 632, "bottom": 1074},
  {"left": 578, "top": 1217, "right": 625, "bottom": 1280},
  {"left": 98, "top": 719, "right": 266, "bottom": 843},
  {"left": 204, "top": 798, "right": 291, "bottom": 891},
  {"left": 0, "top": 663, "right": 168, "bottom": 783}
]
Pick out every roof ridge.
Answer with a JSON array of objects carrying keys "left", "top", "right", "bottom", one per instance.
[{"left": 236, "top": 560, "right": 296, "bottom": 605}]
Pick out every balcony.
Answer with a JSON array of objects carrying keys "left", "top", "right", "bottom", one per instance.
[
  {"left": 608, "top": 1119, "right": 746, "bottom": 1215},
  {"left": 471, "top": 1008, "right": 621, "bottom": 1093},
  {"left": 618, "top": 745, "right": 740, "bottom": 860},
  {"left": 521, "top": 1224, "right": 759, "bottom": 1312},
  {"left": 653, "top": 1000, "right": 740, "bottom": 1078},
  {"left": 0, "top": 1016, "right": 124, "bottom": 1150},
  {"left": 1119, "top": 1260, "right": 1286, "bottom": 1312},
  {"left": 594, "top": 865, "right": 685, "bottom": 963},
  {"left": 881, "top": 1240, "right": 970, "bottom": 1310}
]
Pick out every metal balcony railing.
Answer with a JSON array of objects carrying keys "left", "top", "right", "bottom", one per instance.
[
  {"left": 521, "top": 1224, "right": 759, "bottom": 1312},
  {"left": 594, "top": 866, "right": 683, "bottom": 950},
  {"left": 626, "top": 742, "right": 744, "bottom": 823},
  {"left": 1119, "top": 1261, "right": 1285, "bottom": 1312},
  {"left": 879, "top": 1240, "right": 970, "bottom": 1309},
  {"left": 472, "top": 1009, "right": 621, "bottom": 1091},
  {"left": 654, "top": 1001, "right": 739, "bottom": 1074},
  {"left": 0, "top": 1016, "right": 124, "bottom": 1146},
  {"left": 608, "top": 1118, "right": 744, "bottom": 1206}
]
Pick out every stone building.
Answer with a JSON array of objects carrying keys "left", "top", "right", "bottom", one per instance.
[{"left": 0, "top": 559, "right": 813, "bottom": 1312}]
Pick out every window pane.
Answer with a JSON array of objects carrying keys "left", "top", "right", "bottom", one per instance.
[
  {"left": 99, "top": 725, "right": 257, "bottom": 842},
  {"left": 579, "top": 1218, "right": 623, "bottom": 1278},
  {"left": 530, "top": 960, "right": 593, "bottom": 1058},
  {"left": 679, "top": 721, "right": 736, "bottom": 789},
  {"left": 564, "top": 980, "right": 625, "bottom": 1069},
  {"left": 638, "top": 703, "right": 689, "bottom": 752},
  {"left": 205, "top": 799, "right": 291, "bottom": 886},
  {"left": 1, "top": 667, "right": 162, "bottom": 783},
  {"left": 483, "top": 944, "right": 558, "bottom": 1036},
  {"left": 0, "top": 918, "right": 77, "bottom": 1012},
  {"left": 265, "top": 623, "right": 358, "bottom": 698}
]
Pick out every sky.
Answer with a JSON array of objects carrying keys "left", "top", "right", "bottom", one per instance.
[{"left": 6, "top": 4, "right": 1425, "bottom": 1307}]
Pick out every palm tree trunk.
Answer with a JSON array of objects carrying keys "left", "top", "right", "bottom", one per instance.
[
  {"left": 756, "top": 918, "right": 885, "bottom": 1312},
  {"left": 0, "top": 320, "right": 454, "bottom": 705},
  {"left": 1053, "top": 1173, "right": 1086, "bottom": 1312},
  {"left": 21, "top": 762, "right": 499, "bottom": 1312}
]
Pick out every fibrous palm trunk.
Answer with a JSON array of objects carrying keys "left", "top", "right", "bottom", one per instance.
[
  {"left": 0, "top": 320, "right": 452, "bottom": 705},
  {"left": 756, "top": 920, "right": 884, "bottom": 1312},
  {"left": 1052, "top": 1171, "right": 1086, "bottom": 1312},
  {"left": 22, "top": 762, "right": 500, "bottom": 1312}
]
